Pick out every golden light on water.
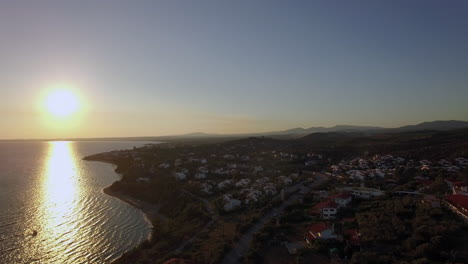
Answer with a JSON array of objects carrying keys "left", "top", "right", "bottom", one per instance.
[
  {"left": 42, "top": 141, "right": 79, "bottom": 211},
  {"left": 2, "top": 141, "right": 152, "bottom": 263},
  {"left": 38, "top": 141, "right": 83, "bottom": 259}
]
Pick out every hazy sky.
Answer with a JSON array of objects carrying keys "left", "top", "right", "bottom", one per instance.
[{"left": 1, "top": 0, "right": 468, "bottom": 139}]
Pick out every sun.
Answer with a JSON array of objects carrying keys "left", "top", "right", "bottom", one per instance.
[{"left": 45, "top": 90, "right": 80, "bottom": 118}]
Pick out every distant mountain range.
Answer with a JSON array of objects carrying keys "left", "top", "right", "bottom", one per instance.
[
  {"left": 174, "top": 120, "right": 468, "bottom": 139},
  {"left": 7, "top": 120, "right": 467, "bottom": 142}
]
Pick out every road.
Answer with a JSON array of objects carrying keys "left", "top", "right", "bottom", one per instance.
[{"left": 220, "top": 173, "right": 329, "bottom": 264}]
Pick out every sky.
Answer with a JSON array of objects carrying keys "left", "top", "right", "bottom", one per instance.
[{"left": 1, "top": 0, "right": 468, "bottom": 139}]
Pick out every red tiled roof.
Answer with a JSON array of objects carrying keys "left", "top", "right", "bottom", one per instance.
[
  {"left": 446, "top": 194, "right": 468, "bottom": 211},
  {"left": 309, "top": 222, "right": 330, "bottom": 235},
  {"left": 306, "top": 232, "right": 316, "bottom": 242},
  {"left": 312, "top": 201, "right": 338, "bottom": 212}
]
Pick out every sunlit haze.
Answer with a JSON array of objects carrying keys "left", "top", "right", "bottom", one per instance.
[{"left": 1, "top": 0, "right": 468, "bottom": 139}]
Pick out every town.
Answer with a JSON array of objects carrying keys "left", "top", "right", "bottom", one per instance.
[{"left": 85, "top": 131, "right": 468, "bottom": 264}]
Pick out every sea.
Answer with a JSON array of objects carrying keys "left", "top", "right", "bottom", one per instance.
[{"left": 0, "top": 141, "right": 154, "bottom": 264}]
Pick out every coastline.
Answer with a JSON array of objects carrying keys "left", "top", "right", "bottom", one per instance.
[
  {"left": 102, "top": 186, "right": 155, "bottom": 240},
  {"left": 85, "top": 158, "right": 165, "bottom": 263}
]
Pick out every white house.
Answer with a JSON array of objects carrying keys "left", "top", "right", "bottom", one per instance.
[
  {"left": 263, "top": 184, "right": 277, "bottom": 196},
  {"left": 312, "top": 201, "right": 339, "bottom": 219},
  {"left": 223, "top": 195, "right": 241, "bottom": 212},
  {"left": 235, "top": 178, "right": 251, "bottom": 188},
  {"left": 174, "top": 172, "right": 186, "bottom": 180},
  {"left": 159, "top": 163, "right": 171, "bottom": 169},
  {"left": 217, "top": 180, "right": 233, "bottom": 189},
  {"left": 200, "top": 183, "right": 212, "bottom": 194},
  {"left": 329, "top": 193, "right": 352, "bottom": 208},
  {"left": 341, "top": 187, "right": 384, "bottom": 199},
  {"left": 194, "top": 173, "right": 207, "bottom": 179},
  {"left": 198, "top": 166, "right": 209, "bottom": 173},
  {"left": 278, "top": 176, "right": 293, "bottom": 185},
  {"left": 347, "top": 170, "right": 365, "bottom": 181}
]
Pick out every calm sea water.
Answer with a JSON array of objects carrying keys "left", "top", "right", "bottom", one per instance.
[{"left": 0, "top": 141, "right": 154, "bottom": 264}]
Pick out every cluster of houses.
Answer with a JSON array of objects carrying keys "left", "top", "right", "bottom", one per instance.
[
  {"left": 330, "top": 155, "right": 405, "bottom": 180},
  {"left": 214, "top": 174, "right": 296, "bottom": 212},
  {"left": 151, "top": 152, "right": 305, "bottom": 212},
  {"left": 303, "top": 155, "right": 468, "bottom": 249},
  {"left": 330, "top": 155, "right": 468, "bottom": 182},
  {"left": 304, "top": 191, "right": 362, "bottom": 248}
]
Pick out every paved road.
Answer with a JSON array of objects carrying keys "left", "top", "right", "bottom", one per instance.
[{"left": 220, "top": 173, "right": 329, "bottom": 264}]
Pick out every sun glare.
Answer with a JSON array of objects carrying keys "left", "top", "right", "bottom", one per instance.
[{"left": 45, "top": 90, "right": 80, "bottom": 118}]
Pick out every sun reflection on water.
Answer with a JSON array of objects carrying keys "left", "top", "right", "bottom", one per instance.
[{"left": 39, "top": 141, "right": 83, "bottom": 261}]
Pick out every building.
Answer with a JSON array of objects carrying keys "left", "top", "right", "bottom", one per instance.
[
  {"left": 445, "top": 194, "right": 468, "bottom": 221},
  {"left": 305, "top": 222, "right": 336, "bottom": 244},
  {"left": 340, "top": 187, "right": 384, "bottom": 199},
  {"left": 329, "top": 193, "right": 352, "bottom": 208},
  {"left": 453, "top": 182, "right": 468, "bottom": 196},
  {"left": 311, "top": 201, "right": 339, "bottom": 219}
]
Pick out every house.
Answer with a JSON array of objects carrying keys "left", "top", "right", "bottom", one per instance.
[
  {"left": 341, "top": 187, "right": 384, "bottom": 199},
  {"left": 446, "top": 166, "right": 461, "bottom": 173},
  {"left": 445, "top": 194, "right": 468, "bottom": 220},
  {"left": 263, "top": 184, "right": 277, "bottom": 196},
  {"left": 455, "top": 157, "right": 468, "bottom": 166},
  {"left": 222, "top": 195, "right": 241, "bottom": 212},
  {"left": 223, "top": 154, "right": 235, "bottom": 160},
  {"left": 438, "top": 159, "right": 452, "bottom": 167},
  {"left": 305, "top": 222, "right": 336, "bottom": 244},
  {"left": 235, "top": 178, "right": 251, "bottom": 188},
  {"left": 137, "top": 177, "right": 150, "bottom": 183},
  {"left": 159, "top": 163, "right": 171, "bottom": 169},
  {"left": 453, "top": 182, "right": 468, "bottom": 196},
  {"left": 194, "top": 173, "right": 206, "bottom": 179},
  {"left": 311, "top": 201, "right": 339, "bottom": 219},
  {"left": 242, "top": 189, "right": 262, "bottom": 204},
  {"left": 174, "top": 172, "right": 187, "bottom": 180},
  {"left": 198, "top": 166, "right": 209, "bottom": 173},
  {"left": 217, "top": 180, "right": 233, "bottom": 189},
  {"left": 347, "top": 170, "right": 365, "bottom": 181},
  {"left": 253, "top": 166, "right": 263, "bottom": 173},
  {"left": 329, "top": 193, "right": 352, "bottom": 208},
  {"left": 278, "top": 176, "right": 293, "bottom": 186},
  {"left": 200, "top": 183, "right": 212, "bottom": 194}
]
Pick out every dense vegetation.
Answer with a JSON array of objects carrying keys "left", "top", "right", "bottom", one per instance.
[{"left": 353, "top": 197, "right": 465, "bottom": 264}]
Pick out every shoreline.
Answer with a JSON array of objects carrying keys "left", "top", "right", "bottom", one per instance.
[
  {"left": 85, "top": 158, "right": 164, "bottom": 263},
  {"left": 102, "top": 186, "right": 155, "bottom": 238}
]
